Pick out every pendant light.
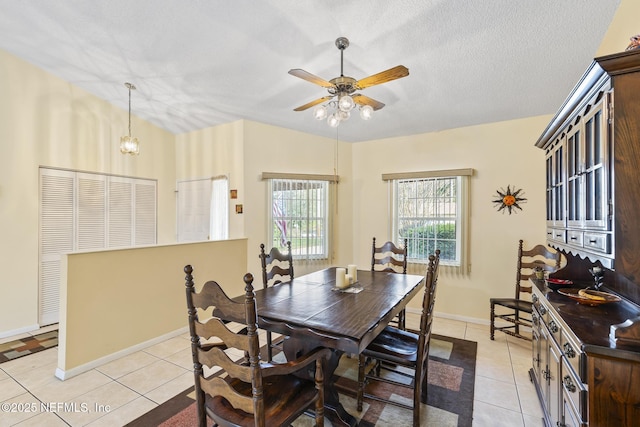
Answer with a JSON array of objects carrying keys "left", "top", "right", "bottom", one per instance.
[{"left": 120, "top": 82, "right": 139, "bottom": 155}]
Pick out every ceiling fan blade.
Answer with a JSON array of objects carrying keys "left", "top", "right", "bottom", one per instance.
[
  {"left": 355, "top": 65, "right": 409, "bottom": 89},
  {"left": 288, "top": 69, "right": 334, "bottom": 89},
  {"left": 353, "top": 94, "right": 385, "bottom": 111},
  {"left": 293, "top": 96, "right": 334, "bottom": 111}
]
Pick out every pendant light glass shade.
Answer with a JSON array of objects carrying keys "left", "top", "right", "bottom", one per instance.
[
  {"left": 120, "top": 82, "right": 140, "bottom": 155},
  {"left": 120, "top": 135, "right": 139, "bottom": 155}
]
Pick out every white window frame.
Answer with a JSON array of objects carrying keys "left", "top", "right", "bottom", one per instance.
[
  {"left": 384, "top": 169, "right": 472, "bottom": 274},
  {"left": 263, "top": 172, "right": 337, "bottom": 260}
]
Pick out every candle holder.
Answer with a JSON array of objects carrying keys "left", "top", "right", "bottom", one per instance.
[{"left": 588, "top": 267, "right": 605, "bottom": 290}]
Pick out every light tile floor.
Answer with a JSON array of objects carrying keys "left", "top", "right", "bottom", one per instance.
[{"left": 0, "top": 316, "right": 543, "bottom": 426}]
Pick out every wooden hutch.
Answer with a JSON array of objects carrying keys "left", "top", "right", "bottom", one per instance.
[{"left": 533, "top": 49, "right": 640, "bottom": 427}]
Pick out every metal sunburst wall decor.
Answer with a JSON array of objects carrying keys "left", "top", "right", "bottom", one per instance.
[{"left": 492, "top": 185, "right": 527, "bottom": 214}]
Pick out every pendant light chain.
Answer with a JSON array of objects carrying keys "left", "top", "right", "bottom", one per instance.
[{"left": 128, "top": 84, "right": 132, "bottom": 137}]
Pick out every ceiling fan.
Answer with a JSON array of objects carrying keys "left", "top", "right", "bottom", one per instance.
[{"left": 289, "top": 37, "right": 409, "bottom": 127}]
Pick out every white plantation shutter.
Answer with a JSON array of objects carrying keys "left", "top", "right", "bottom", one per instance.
[
  {"left": 39, "top": 168, "right": 157, "bottom": 326},
  {"left": 108, "top": 178, "right": 133, "bottom": 248},
  {"left": 135, "top": 180, "right": 157, "bottom": 245},
  {"left": 177, "top": 179, "right": 212, "bottom": 242},
  {"left": 77, "top": 173, "right": 106, "bottom": 250},
  {"left": 39, "top": 169, "right": 75, "bottom": 326}
]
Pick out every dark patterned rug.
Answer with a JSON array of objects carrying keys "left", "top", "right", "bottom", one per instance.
[
  {"left": 127, "top": 334, "right": 476, "bottom": 427},
  {"left": 0, "top": 330, "right": 58, "bottom": 363}
]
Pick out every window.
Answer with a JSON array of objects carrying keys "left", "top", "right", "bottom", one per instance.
[
  {"left": 176, "top": 176, "right": 228, "bottom": 242},
  {"left": 265, "top": 174, "right": 334, "bottom": 260},
  {"left": 385, "top": 169, "right": 472, "bottom": 274}
]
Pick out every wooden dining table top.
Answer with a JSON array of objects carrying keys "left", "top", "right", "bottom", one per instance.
[{"left": 252, "top": 267, "right": 425, "bottom": 354}]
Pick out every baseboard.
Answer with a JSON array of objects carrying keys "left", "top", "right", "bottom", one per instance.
[
  {"left": 405, "top": 307, "right": 489, "bottom": 326},
  {"left": 55, "top": 326, "right": 189, "bottom": 381},
  {"left": 0, "top": 324, "right": 40, "bottom": 339}
]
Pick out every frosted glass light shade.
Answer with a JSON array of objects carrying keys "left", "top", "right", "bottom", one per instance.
[
  {"left": 327, "top": 113, "right": 340, "bottom": 128},
  {"left": 313, "top": 105, "right": 328, "bottom": 120},
  {"left": 338, "top": 95, "right": 355, "bottom": 112},
  {"left": 360, "top": 105, "right": 373, "bottom": 120},
  {"left": 120, "top": 135, "right": 140, "bottom": 155},
  {"left": 338, "top": 110, "right": 350, "bottom": 121}
]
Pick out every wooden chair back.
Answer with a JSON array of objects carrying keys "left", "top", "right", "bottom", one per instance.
[
  {"left": 185, "top": 266, "right": 262, "bottom": 425},
  {"left": 515, "top": 239, "right": 561, "bottom": 298},
  {"left": 371, "top": 237, "right": 408, "bottom": 274},
  {"left": 415, "top": 250, "right": 440, "bottom": 410},
  {"left": 259, "top": 241, "right": 294, "bottom": 288},
  {"left": 185, "top": 265, "right": 329, "bottom": 427}
]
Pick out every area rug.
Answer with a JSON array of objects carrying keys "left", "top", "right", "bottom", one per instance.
[
  {"left": 0, "top": 330, "right": 58, "bottom": 363},
  {"left": 127, "top": 334, "right": 476, "bottom": 427}
]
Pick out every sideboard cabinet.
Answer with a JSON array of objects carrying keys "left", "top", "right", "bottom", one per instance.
[{"left": 534, "top": 49, "right": 640, "bottom": 427}]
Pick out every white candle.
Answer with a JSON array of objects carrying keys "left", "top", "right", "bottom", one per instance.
[
  {"left": 336, "top": 268, "right": 347, "bottom": 288},
  {"left": 345, "top": 274, "right": 353, "bottom": 285},
  {"left": 348, "top": 264, "right": 357, "bottom": 282}
]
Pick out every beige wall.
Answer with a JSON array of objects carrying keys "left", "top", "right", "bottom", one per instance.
[
  {"left": 242, "top": 121, "right": 354, "bottom": 276},
  {"left": 0, "top": 50, "right": 176, "bottom": 337},
  {"left": 596, "top": 0, "right": 640, "bottom": 57},
  {"left": 352, "top": 116, "right": 551, "bottom": 320},
  {"left": 58, "top": 239, "right": 247, "bottom": 377},
  {"left": 175, "top": 121, "right": 246, "bottom": 239}
]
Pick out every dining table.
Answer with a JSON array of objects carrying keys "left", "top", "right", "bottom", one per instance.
[{"left": 250, "top": 267, "right": 425, "bottom": 427}]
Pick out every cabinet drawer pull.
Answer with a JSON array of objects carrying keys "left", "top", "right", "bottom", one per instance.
[
  {"left": 563, "top": 375, "right": 576, "bottom": 393},
  {"left": 532, "top": 294, "right": 538, "bottom": 304},
  {"left": 588, "top": 239, "right": 597, "bottom": 244},
  {"left": 548, "top": 320, "right": 559, "bottom": 334},
  {"left": 563, "top": 342, "right": 576, "bottom": 358},
  {"left": 570, "top": 236, "right": 577, "bottom": 240},
  {"left": 539, "top": 306, "right": 547, "bottom": 316}
]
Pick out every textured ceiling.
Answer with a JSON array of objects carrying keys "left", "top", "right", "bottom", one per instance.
[{"left": 0, "top": 0, "right": 621, "bottom": 142}]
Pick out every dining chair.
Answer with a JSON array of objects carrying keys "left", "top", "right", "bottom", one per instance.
[
  {"left": 357, "top": 249, "right": 441, "bottom": 427},
  {"left": 490, "top": 239, "right": 561, "bottom": 341},
  {"left": 259, "top": 241, "right": 293, "bottom": 361},
  {"left": 371, "top": 237, "right": 408, "bottom": 329},
  {"left": 184, "top": 265, "right": 330, "bottom": 427}
]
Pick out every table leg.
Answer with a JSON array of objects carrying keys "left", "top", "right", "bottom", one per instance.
[{"left": 284, "top": 338, "right": 358, "bottom": 427}]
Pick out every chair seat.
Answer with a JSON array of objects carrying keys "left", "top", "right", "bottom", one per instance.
[
  {"left": 363, "top": 325, "right": 419, "bottom": 365},
  {"left": 207, "top": 374, "right": 318, "bottom": 427},
  {"left": 490, "top": 297, "right": 533, "bottom": 313}
]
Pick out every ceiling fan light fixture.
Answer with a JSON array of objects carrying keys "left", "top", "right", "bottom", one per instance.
[
  {"left": 313, "top": 105, "right": 328, "bottom": 120},
  {"left": 360, "top": 105, "right": 374, "bottom": 120},
  {"left": 290, "top": 36, "right": 409, "bottom": 129},
  {"left": 338, "top": 94, "right": 355, "bottom": 112}
]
